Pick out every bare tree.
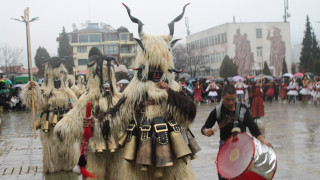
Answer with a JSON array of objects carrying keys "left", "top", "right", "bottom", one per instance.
[
  {"left": 0, "top": 45, "right": 24, "bottom": 76},
  {"left": 172, "top": 43, "right": 188, "bottom": 71}
]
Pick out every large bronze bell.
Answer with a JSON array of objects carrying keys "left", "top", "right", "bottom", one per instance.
[
  {"left": 42, "top": 121, "right": 49, "bottom": 133},
  {"left": 122, "top": 135, "right": 137, "bottom": 161},
  {"left": 34, "top": 116, "right": 42, "bottom": 130},
  {"left": 136, "top": 123, "right": 153, "bottom": 167},
  {"left": 122, "top": 121, "right": 138, "bottom": 161},
  {"left": 168, "top": 121, "right": 192, "bottom": 159}
]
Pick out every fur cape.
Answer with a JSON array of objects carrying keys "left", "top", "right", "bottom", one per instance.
[
  {"left": 22, "top": 57, "right": 79, "bottom": 173},
  {"left": 53, "top": 49, "right": 123, "bottom": 180},
  {"left": 99, "top": 4, "right": 196, "bottom": 180}
]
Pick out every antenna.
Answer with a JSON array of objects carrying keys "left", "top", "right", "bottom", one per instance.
[
  {"left": 283, "top": 0, "right": 290, "bottom": 22},
  {"left": 185, "top": 16, "right": 191, "bottom": 36}
]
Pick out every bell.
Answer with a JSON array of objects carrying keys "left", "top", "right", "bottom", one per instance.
[
  {"left": 154, "top": 118, "right": 173, "bottom": 167},
  {"left": 170, "top": 131, "right": 192, "bottom": 159},
  {"left": 42, "top": 121, "right": 49, "bottom": 133},
  {"left": 108, "top": 135, "right": 118, "bottom": 153},
  {"left": 118, "top": 133, "right": 127, "bottom": 147},
  {"left": 168, "top": 121, "right": 192, "bottom": 159},
  {"left": 136, "top": 123, "right": 153, "bottom": 166},
  {"left": 186, "top": 130, "right": 201, "bottom": 154},
  {"left": 155, "top": 142, "right": 173, "bottom": 167},
  {"left": 51, "top": 114, "right": 58, "bottom": 127},
  {"left": 96, "top": 142, "right": 104, "bottom": 153},
  {"left": 154, "top": 168, "right": 163, "bottom": 178},
  {"left": 34, "top": 116, "right": 42, "bottom": 130},
  {"left": 122, "top": 135, "right": 137, "bottom": 161}
]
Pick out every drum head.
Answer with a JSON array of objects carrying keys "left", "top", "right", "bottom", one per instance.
[{"left": 217, "top": 132, "right": 255, "bottom": 179}]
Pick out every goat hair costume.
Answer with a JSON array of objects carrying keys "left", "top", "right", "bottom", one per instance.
[
  {"left": 22, "top": 57, "right": 79, "bottom": 173},
  {"left": 99, "top": 3, "right": 198, "bottom": 180},
  {"left": 53, "top": 47, "right": 124, "bottom": 180}
]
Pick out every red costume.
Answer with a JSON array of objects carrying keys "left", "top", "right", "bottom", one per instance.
[
  {"left": 265, "top": 82, "right": 274, "bottom": 98},
  {"left": 251, "top": 87, "right": 264, "bottom": 118},
  {"left": 279, "top": 82, "right": 287, "bottom": 99},
  {"left": 193, "top": 85, "right": 204, "bottom": 102}
]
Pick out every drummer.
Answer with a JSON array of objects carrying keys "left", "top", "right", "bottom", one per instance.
[{"left": 201, "top": 84, "right": 272, "bottom": 180}]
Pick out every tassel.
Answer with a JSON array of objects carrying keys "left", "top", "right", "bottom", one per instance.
[{"left": 81, "top": 166, "right": 96, "bottom": 178}]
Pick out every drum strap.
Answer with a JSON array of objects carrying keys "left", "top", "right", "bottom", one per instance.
[
  {"left": 216, "top": 102, "right": 245, "bottom": 127},
  {"left": 233, "top": 102, "right": 241, "bottom": 128}
]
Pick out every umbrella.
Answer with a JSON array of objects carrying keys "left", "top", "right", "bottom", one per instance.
[
  {"left": 179, "top": 73, "right": 191, "bottom": 80},
  {"left": 114, "top": 64, "right": 128, "bottom": 73},
  {"left": 38, "top": 78, "right": 44, "bottom": 84},
  {"left": 0, "top": 79, "right": 11, "bottom": 86},
  {"left": 294, "top": 72, "right": 303, "bottom": 78},
  {"left": 117, "top": 79, "right": 130, "bottom": 84},
  {"left": 12, "top": 84, "right": 24, "bottom": 88},
  {"left": 0, "top": 70, "right": 4, "bottom": 74},
  {"left": 232, "top": 76, "right": 246, "bottom": 82},
  {"left": 282, "top": 73, "right": 293, "bottom": 78},
  {"left": 254, "top": 75, "right": 274, "bottom": 81},
  {"left": 77, "top": 69, "right": 87, "bottom": 75}
]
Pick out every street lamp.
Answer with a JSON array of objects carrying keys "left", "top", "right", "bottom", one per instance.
[{"left": 12, "top": 7, "right": 39, "bottom": 81}]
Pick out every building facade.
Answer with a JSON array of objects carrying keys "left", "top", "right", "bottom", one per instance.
[
  {"left": 65, "top": 22, "right": 136, "bottom": 71},
  {"left": 186, "top": 22, "right": 291, "bottom": 77}
]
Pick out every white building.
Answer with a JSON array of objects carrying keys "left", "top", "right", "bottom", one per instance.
[
  {"left": 62, "top": 22, "right": 136, "bottom": 72},
  {"left": 186, "top": 22, "right": 291, "bottom": 77}
]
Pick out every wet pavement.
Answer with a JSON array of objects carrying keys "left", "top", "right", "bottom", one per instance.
[{"left": 0, "top": 101, "right": 320, "bottom": 179}]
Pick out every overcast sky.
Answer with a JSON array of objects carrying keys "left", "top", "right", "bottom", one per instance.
[{"left": 1, "top": 0, "right": 319, "bottom": 67}]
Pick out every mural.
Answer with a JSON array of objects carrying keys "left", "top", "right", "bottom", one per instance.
[
  {"left": 267, "top": 27, "right": 286, "bottom": 77},
  {"left": 233, "top": 29, "right": 254, "bottom": 77}
]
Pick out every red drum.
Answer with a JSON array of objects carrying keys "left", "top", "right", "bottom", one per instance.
[{"left": 216, "top": 132, "right": 277, "bottom": 180}]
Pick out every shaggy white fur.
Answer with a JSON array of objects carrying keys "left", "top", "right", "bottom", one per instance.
[
  {"left": 53, "top": 60, "right": 124, "bottom": 180},
  {"left": 22, "top": 61, "right": 79, "bottom": 173}
]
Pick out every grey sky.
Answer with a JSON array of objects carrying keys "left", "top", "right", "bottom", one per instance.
[{"left": 1, "top": 0, "right": 319, "bottom": 67}]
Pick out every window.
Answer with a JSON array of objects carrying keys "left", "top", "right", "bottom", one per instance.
[
  {"left": 120, "top": 33, "right": 129, "bottom": 41},
  {"left": 79, "top": 34, "right": 88, "bottom": 43},
  {"left": 120, "top": 46, "right": 130, "bottom": 53},
  {"left": 104, "top": 33, "right": 118, "bottom": 41},
  {"left": 89, "top": 34, "right": 101, "bottom": 42},
  {"left": 257, "top": 47, "right": 263, "bottom": 56},
  {"left": 256, "top": 29, "right": 262, "bottom": 39},
  {"left": 77, "top": 46, "right": 87, "bottom": 53},
  {"left": 105, "top": 45, "right": 118, "bottom": 54},
  {"left": 78, "top": 59, "right": 88, "bottom": 65}
]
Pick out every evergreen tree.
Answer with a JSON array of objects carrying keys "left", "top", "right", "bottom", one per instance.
[
  {"left": 219, "top": 55, "right": 238, "bottom": 78},
  {"left": 311, "top": 32, "right": 320, "bottom": 75},
  {"left": 300, "top": 16, "right": 313, "bottom": 72},
  {"left": 263, "top": 61, "right": 272, "bottom": 75},
  {"left": 58, "top": 27, "right": 74, "bottom": 74},
  {"left": 282, "top": 58, "right": 288, "bottom": 74},
  {"left": 34, "top": 46, "right": 50, "bottom": 78}
]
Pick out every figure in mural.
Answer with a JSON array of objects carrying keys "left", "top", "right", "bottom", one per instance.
[
  {"left": 267, "top": 27, "right": 286, "bottom": 77},
  {"left": 233, "top": 29, "right": 254, "bottom": 77}
]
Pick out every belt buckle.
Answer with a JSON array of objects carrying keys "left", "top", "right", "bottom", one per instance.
[
  {"left": 126, "top": 124, "right": 136, "bottom": 131},
  {"left": 154, "top": 123, "right": 168, "bottom": 133},
  {"left": 140, "top": 125, "right": 151, "bottom": 132}
]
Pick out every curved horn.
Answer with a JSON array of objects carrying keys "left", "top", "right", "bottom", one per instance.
[
  {"left": 134, "top": 38, "right": 145, "bottom": 52},
  {"left": 168, "top": 3, "right": 190, "bottom": 37},
  {"left": 122, "top": 3, "right": 144, "bottom": 36},
  {"left": 170, "top": 39, "right": 182, "bottom": 48},
  {"left": 168, "top": 66, "right": 182, "bottom": 73},
  {"left": 132, "top": 64, "right": 145, "bottom": 71}
]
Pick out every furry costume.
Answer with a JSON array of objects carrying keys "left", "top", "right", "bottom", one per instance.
[
  {"left": 22, "top": 57, "right": 79, "bottom": 173},
  {"left": 54, "top": 47, "right": 123, "bottom": 180},
  {"left": 68, "top": 75, "right": 84, "bottom": 98},
  {"left": 99, "top": 3, "right": 197, "bottom": 180},
  {"left": 77, "top": 75, "right": 86, "bottom": 94}
]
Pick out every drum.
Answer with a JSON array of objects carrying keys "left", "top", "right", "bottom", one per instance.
[{"left": 216, "top": 132, "right": 277, "bottom": 180}]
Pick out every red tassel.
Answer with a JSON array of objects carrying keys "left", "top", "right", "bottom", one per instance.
[
  {"left": 83, "top": 127, "right": 92, "bottom": 139},
  {"left": 80, "top": 166, "right": 96, "bottom": 178},
  {"left": 83, "top": 102, "right": 93, "bottom": 139}
]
